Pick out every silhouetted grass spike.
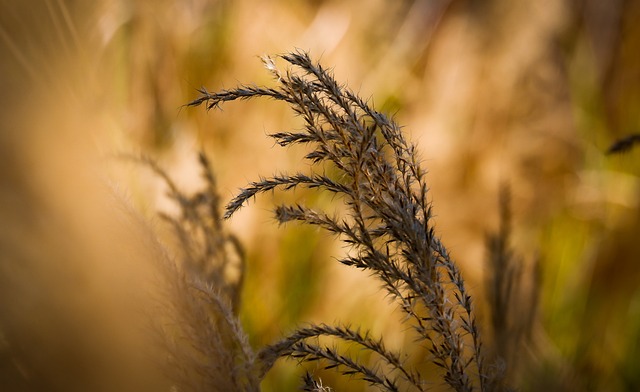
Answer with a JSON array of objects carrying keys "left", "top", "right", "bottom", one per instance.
[
  {"left": 189, "top": 50, "right": 503, "bottom": 391},
  {"left": 258, "top": 323, "right": 422, "bottom": 390}
]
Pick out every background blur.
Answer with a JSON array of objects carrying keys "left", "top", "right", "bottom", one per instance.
[{"left": 1, "top": 0, "right": 639, "bottom": 390}]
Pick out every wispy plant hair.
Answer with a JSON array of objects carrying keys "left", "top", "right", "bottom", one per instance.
[{"left": 188, "top": 50, "right": 503, "bottom": 391}]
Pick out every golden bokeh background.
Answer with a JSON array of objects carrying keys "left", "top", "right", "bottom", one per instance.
[{"left": 1, "top": 0, "right": 639, "bottom": 390}]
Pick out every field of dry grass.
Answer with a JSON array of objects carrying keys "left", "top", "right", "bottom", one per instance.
[{"left": 1, "top": 1, "right": 639, "bottom": 391}]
